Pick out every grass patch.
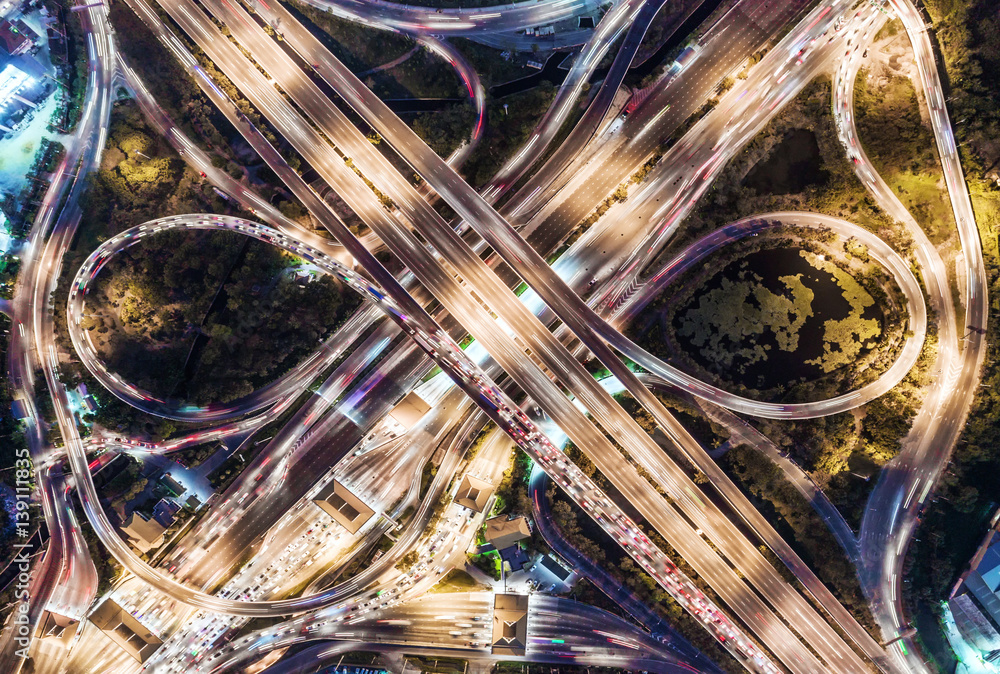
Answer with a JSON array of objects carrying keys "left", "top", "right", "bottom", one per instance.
[
  {"left": 659, "top": 74, "right": 935, "bottom": 513},
  {"left": 429, "top": 569, "right": 490, "bottom": 594},
  {"left": 890, "top": 171, "right": 956, "bottom": 246},
  {"left": 403, "top": 656, "right": 467, "bottom": 674},
  {"left": 52, "top": 99, "right": 240, "bottom": 440},
  {"left": 492, "top": 449, "right": 533, "bottom": 517},
  {"left": 671, "top": 76, "right": 913, "bottom": 252},
  {"left": 468, "top": 551, "right": 500, "bottom": 581},
  {"left": 452, "top": 39, "right": 529, "bottom": 88},
  {"left": 410, "top": 103, "right": 476, "bottom": 158},
  {"left": 369, "top": 47, "right": 462, "bottom": 100}
]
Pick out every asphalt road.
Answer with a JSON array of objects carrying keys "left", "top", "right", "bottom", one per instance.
[
  {"left": 852, "top": 2, "right": 988, "bottom": 671},
  {"left": 65, "top": 215, "right": 388, "bottom": 422},
  {"left": 512, "top": 0, "right": 808, "bottom": 232},
  {"left": 235, "top": 8, "right": 879, "bottom": 669},
  {"left": 529, "top": 467, "right": 727, "bottom": 674},
  {"left": 479, "top": 0, "right": 669, "bottom": 199},
  {"left": 25, "top": 0, "right": 978, "bottom": 672},
  {"left": 165, "top": 317, "right": 407, "bottom": 588},
  {"left": 0, "top": 3, "right": 115, "bottom": 670},
  {"left": 300, "top": 0, "right": 605, "bottom": 35},
  {"left": 110, "top": 0, "right": 885, "bottom": 669},
  {"left": 210, "top": 594, "right": 694, "bottom": 673}
]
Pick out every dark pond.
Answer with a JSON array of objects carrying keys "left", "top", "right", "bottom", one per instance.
[{"left": 671, "top": 247, "right": 883, "bottom": 391}]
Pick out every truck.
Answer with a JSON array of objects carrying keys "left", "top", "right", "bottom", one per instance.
[
  {"left": 526, "top": 25, "right": 554, "bottom": 37},
  {"left": 669, "top": 45, "right": 701, "bottom": 75}
]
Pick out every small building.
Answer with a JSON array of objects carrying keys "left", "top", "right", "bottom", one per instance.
[
  {"left": 76, "top": 383, "right": 98, "bottom": 413},
  {"left": 541, "top": 554, "right": 572, "bottom": 582},
  {"left": 89, "top": 599, "right": 162, "bottom": 663},
  {"left": 160, "top": 473, "right": 185, "bottom": 497},
  {"left": 484, "top": 515, "right": 531, "bottom": 552},
  {"left": 0, "top": 20, "right": 37, "bottom": 56},
  {"left": 454, "top": 474, "right": 493, "bottom": 512},
  {"left": 313, "top": 480, "right": 374, "bottom": 534},
  {"left": 152, "top": 499, "right": 180, "bottom": 528},
  {"left": 388, "top": 391, "right": 430, "bottom": 430},
  {"left": 184, "top": 494, "right": 202, "bottom": 511},
  {"left": 491, "top": 593, "right": 528, "bottom": 656},
  {"left": 121, "top": 512, "right": 165, "bottom": 553}
]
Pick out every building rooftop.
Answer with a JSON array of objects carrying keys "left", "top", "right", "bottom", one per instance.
[
  {"left": 388, "top": 391, "right": 430, "bottom": 429},
  {"left": 484, "top": 515, "right": 531, "bottom": 551},
  {"left": 152, "top": 499, "right": 180, "bottom": 528},
  {"left": 950, "top": 592, "right": 1000, "bottom": 652},
  {"left": 89, "top": 599, "right": 162, "bottom": 663},
  {"left": 313, "top": 480, "right": 375, "bottom": 534},
  {"left": 35, "top": 611, "right": 78, "bottom": 645},
  {"left": 499, "top": 544, "right": 528, "bottom": 571},
  {"left": 10, "top": 397, "right": 27, "bottom": 420},
  {"left": 160, "top": 473, "right": 185, "bottom": 496},
  {"left": 978, "top": 537, "right": 1000, "bottom": 593},
  {"left": 0, "top": 20, "right": 36, "bottom": 56},
  {"left": 541, "top": 555, "right": 572, "bottom": 581},
  {"left": 491, "top": 593, "right": 529, "bottom": 656},
  {"left": 121, "top": 512, "right": 165, "bottom": 553},
  {"left": 454, "top": 474, "right": 493, "bottom": 512}
]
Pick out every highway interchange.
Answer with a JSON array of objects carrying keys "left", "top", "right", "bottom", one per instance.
[{"left": 0, "top": 0, "right": 987, "bottom": 672}]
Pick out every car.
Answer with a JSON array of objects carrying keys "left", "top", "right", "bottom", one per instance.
[{"left": 199, "top": 171, "right": 207, "bottom": 177}]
